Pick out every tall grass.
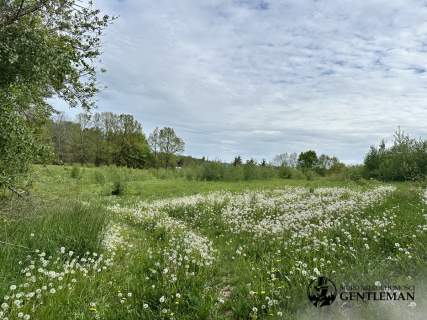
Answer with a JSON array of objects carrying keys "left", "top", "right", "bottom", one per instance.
[
  {"left": 177, "top": 163, "right": 284, "bottom": 181},
  {"left": 0, "top": 201, "right": 109, "bottom": 298}
]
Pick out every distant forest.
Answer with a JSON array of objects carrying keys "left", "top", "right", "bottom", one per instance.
[
  {"left": 41, "top": 112, "right": 427, "bottom": 182},
  {"left": 42, "top": 112, "right": 343, "bottom": 171},
  {"left": 42, "top": 112, "right": 195, "bottom": 169}
]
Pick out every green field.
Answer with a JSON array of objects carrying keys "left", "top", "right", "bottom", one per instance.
[{"left": 1, "top": 165, "right": 426, "bottom": 319}]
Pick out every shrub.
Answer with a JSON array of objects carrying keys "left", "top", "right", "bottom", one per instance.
[
  {"left": 304, "top": 169, "right": 319, "bottom": 180},
  {"left": 278, "top": 165, "right": 292, "bottom": 179},
  {"left": 201, "top": 162, "right": 225, "bottom": 181},
  {"left": 259, "top": 166, "right": 277, "bottom": 179},
  {"left": 279, "top": 166, "right": 305, "bottom": 179},
  {"left": 70, "top": 166, "right": 81, "bottom": 179},
  {"left": 223, "top": 165, "right": 245, "bottom": 181},
  {"left": 182, "top": 166, "right": 203, "bottom": 181},
  {"left": 364, "top": 129, "right": 427, "bottom": 181},
  {"left": 111, "top": 180, "right": 126, "bottom": 196}
]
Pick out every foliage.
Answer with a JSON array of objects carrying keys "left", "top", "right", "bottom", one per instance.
[
  {"left": 157, "top": 127, "right": 185, "bottom": 168},
  {"left": 46, "top": 112, "right": 153, "bottom": 168},
  {"left": 364, "top": 129, "right": 427, "bottom": 181},
  {"left": 297, "top": 150, "right": 318, "bottom": 170},
  {"left": 315, "top": 154, "right": 342, "bottom": 176},
  {"left": 70, "top": 165, "right": 80, "bottom": 179},
  {"left": 273, "top": 152, "right": 298, "bottom": 167},
  {"left": 233, "top": 155, "right": 243, "bottom": 166},
  {"left": 0, "top": 0, "right": 112, "bottom": 188},
  {"left": 0, "top": 104, "right": 41, "bottom": 188},
  {"left": 0, "top": 200, "right": 109, "bottom": 298},
  {"left": 148, "top": 126, "right": 186, "bottom": 168},
  {"left": 111, "top": 180, "right": 126, "bottom": 196},
  {"left": 148, "top": 126, "right": 161, "bottom": 166}
]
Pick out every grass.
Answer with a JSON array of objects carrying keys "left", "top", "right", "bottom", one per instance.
[
  {"left": 0, "top": 165, "right": 426, "bottom": 319},
  {"left": 0, "top": 201, "right": 109, "bottom": 300},
  {"left": 29, "top": 165, "right": 376, "bottom": 202}
]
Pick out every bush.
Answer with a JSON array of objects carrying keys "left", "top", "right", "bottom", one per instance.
[
  {"left": 111, "top": 180, "right": 126, "bottom": 196},
  {"left": 328, "top": 165, "right": 364, "bottom": 181},
  {"left": 223, "top": 165, "right": 245, "bottom": 181},
  {"left": 155, "top": 168, "right": 179, "bottom": 180},
  {"left": 243, "top": 164, "right": 259, "bottom": 180},
  {"left": 279, "top": 166, "right": 306, "bottom": 179},
  {"left": 178, "top": 163, "right": 294, "bottom": 181},
  {"left": 201, "top": 162, "right": 225, "bottom": 181},
  {"left": 70, "top": 166, "right": 81, "bottom": 179},
  {"left": 304, "top": 169, "right": 319, "bottom": 180},
  {"left": 278, "top": 165, "right": 292, "bottom": 179},
  {"left": 182, "top": 166, "right": 203, "bottom": 181},
  {"left": 364, "top": 129, "right": 427, "bottom": 181}
]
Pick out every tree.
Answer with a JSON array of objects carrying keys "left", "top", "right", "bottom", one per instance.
[
  {"left": 364, "top": 129, "right": 427, "bottom": 181},
  {"left": 77, "top": 113, "right": 91, "bottom": 164},
  {"left": 148, "top": 127, "right": 161, "bottom": 167},
  {"left": 233, "top": 156, "right": 242, "bottom": 166},
  {"left": 112, "top": 114, "right": 151, "bottom": 168},
  {"left": 0, "top": 0, "right": 113, "bottom": 190},
  {"left": 45, "top": 111, "right": 153, "bottom": 168},
  {"left": 50, "top": 112, "right": 67, "bottom": 163},
  {"left": 158, "top": 127, "right": 185, "bottom": 168},
  {"left": 273, "top": 152, "right": 298, "bottom": 167},
  {"left": 246, "top": 158, "right": 257, "bottom": 166},
  {"left": 297, "top": 150, "right": 318, "bottom": 170},
  {"left": 316, "top": 154, "right": 341, "bottom": 176},
  {"left": 91, "top": 113, "right": 109, "bottom": 166},
  {"left": 0, "top": 104, "right": 39, "bottom": 192}
]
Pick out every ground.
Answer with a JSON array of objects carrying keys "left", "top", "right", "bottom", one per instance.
[{"left": 0, "top": 165, "right": 426, "bottom": 320}]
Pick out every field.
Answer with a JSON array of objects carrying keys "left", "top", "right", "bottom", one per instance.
[{"left": 1, "top": 165, "right": 426, "bottom": 320}]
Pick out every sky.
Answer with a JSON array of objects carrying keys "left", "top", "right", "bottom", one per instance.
[{"left": 56, "top": 0, "right": 427, "bottom": 164}]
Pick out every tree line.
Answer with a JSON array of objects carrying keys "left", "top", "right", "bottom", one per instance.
[
  {"left": 364, "top": 128, "right": 427, "bottom": 181},
  {"left": 43, "top": 112, "right": 347, "bottom": 177},
  {"left": 44, "top": 112, "right": 186, "bottom": 169},
  {"left": 271, "top": 151, "right": 344, "bottom": 176}
]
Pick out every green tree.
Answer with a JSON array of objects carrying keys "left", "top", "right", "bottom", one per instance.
[
  {"left": 148, "top": 127, "right": 161, "bottom": 167},
  {"left": 233, "top": 156, "right": 242, "bottom": 166},
  {"left": 297, "top": 150, "right": 318, "bottom": 170},
  {"left": 158, "top": 127, "right": 185, "bottom": 168},
  {"left": 112, "top": 114, "right": 152, "bottom": 168},
  {"left": 316, "top": 154, "right": 341, "bottom": 176},
  {"left": 0, "top": 0, "right": 112, "bottom": 190},
  {"left": 364, "top": 129, "right": 427, "bottom": 181}
]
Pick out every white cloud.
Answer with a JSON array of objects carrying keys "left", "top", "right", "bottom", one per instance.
[{"left": 57, "top": 0, "right": 427, "bottom": 163}]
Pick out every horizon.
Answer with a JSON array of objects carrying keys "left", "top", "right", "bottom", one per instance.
[
  {"left": 51, "top": 107, "right": 389, "bottom": 166},
  {"left": 56, "top": 0, "right": 427, "bottom": 164}
]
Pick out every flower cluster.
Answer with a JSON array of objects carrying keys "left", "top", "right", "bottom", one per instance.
[
  {"left": 102, "top": 223, "right": 133, "bottom": 252},
  {"left": 0, "top": 248, "right": 114, "bottom": 320},
  {"left": 101, "top": 184, "right": 426, "bottom": 318}
]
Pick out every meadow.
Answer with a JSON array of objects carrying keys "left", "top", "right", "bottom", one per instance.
[{"left": 0, "top": 165, "right": 426, "bottom": 320}]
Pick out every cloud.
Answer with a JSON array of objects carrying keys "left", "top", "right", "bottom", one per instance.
[{"left": 57, "top": 0, "right": 427, "bottom": 163}]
